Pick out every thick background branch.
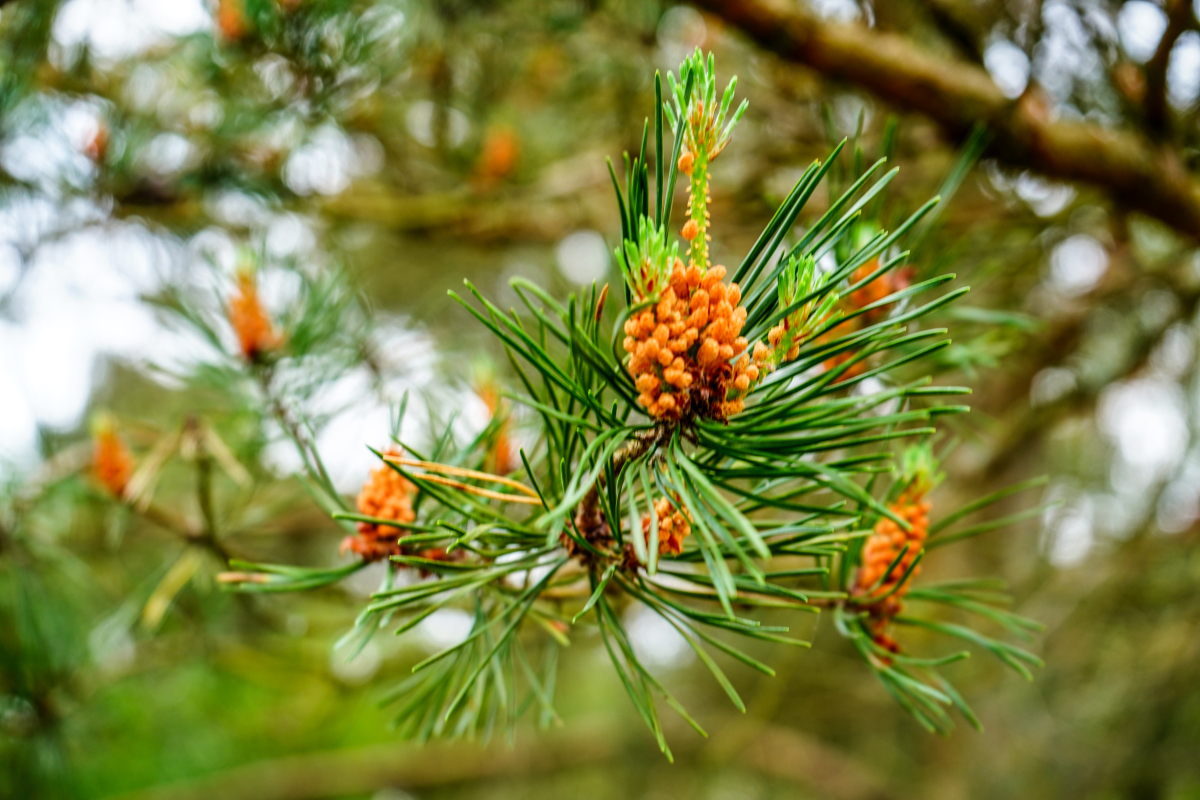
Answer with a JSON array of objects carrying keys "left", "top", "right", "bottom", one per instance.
[
  {"left": 693, "top": 0, "right": 1200, "bottom": 238},
  {"left": 1143, "top": 0, "right": 1196, "bottom": 137}
]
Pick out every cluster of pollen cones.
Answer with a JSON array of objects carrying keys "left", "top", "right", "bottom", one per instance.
[
  {"left": 623, "top": 262, "right": 769, "bottom": 420},
  {"left": 853, "top": 487, "right": 932, "bottom": 653},
  {"left": 343, "top": 452, "right": 465, "bottom": 569},
  {"left": 642, "top": 496, "right": 692, "bottom": 557},
  {"left": 566, "top": 493, "right": 692, "bottom": 568},
  {"left": 227, "top": 269, "right": 282, "bottom": 362},
  {"left": 93, "top": 425, "right": 135, "bottom": 499},
  {"left": 820, "top": 260, "right": 912, "bottom": 379},
  {"left": 343, "top": 451, "right": 417, "bottom": 561}
]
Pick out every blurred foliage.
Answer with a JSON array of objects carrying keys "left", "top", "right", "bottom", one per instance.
[{"left": 1, "top": 1, "right": 1200, "bottom": 800}]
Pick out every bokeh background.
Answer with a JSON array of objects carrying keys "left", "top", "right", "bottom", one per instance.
[{"left": 3, "top": 1, "right": 1200, "bottom": 798}]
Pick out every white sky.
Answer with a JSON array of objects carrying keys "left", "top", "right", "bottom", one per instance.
[{"left": 53, "top": 0, "right": 210, "bottom": 62}]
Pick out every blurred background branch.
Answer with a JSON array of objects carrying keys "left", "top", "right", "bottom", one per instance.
[{"left": 695, "top": 0, "right": 1200, "bottom": 239}]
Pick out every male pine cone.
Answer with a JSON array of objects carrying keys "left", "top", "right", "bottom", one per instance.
[{"left": 623, "top": 262, "right": 770, "bottom": 420}]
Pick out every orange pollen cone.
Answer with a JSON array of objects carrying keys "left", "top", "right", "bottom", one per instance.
[
  {"left": 342, "top": 449, "right": 417, "bottom": 562},
  {"left": 94, "top": 427, "right": 135, "bottom": 499},
  {"left": 227, "top": 270, "right": 281, "bottom": 361}
]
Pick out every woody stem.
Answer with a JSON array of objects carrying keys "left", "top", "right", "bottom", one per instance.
[{"left": 574, "top": 430, "right": 660, "bottom": 547}]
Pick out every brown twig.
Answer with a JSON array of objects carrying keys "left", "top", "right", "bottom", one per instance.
[{"left": 570, "top": 429, "right": 663, "bottom": 558}]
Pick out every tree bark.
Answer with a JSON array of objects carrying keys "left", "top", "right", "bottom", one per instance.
[{"left": 693, "top": 0, "right": 1200, "bottom": 239}]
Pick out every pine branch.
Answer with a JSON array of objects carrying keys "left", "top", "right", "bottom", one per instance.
[
  {"left": 693, "top": 0, "right": 1200, "bottom": 239},
  {"left": 1143, "top": 0, "right": 1198, "bottom": 138}
]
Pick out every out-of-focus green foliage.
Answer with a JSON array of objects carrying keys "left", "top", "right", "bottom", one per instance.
[{"left": 2, "top": 1, "right": 1200, "bottom": 799}]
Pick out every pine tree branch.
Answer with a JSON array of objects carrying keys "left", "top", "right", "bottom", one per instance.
[
  {"left": 976, "top": 248, "right": 1200, "bottom": 481},
  {"left": 920, "top": 0, "right": 991, "bottom": 64},
  {"left": 1143, "top": 0, "right": 1198, "bottom": 137},
  {"left": 692, "top": 0, "right": 1200, "bottom": 239}
]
